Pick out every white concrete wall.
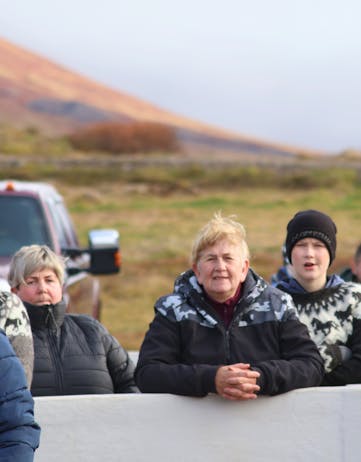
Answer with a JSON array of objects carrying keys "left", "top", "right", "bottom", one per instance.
[{"left": 34, "top": 385, "right": 361, "bottom": 462}]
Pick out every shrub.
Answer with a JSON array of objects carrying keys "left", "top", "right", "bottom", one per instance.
[{"left": 68, "top": 121, "right": 178, "bottom": 153}]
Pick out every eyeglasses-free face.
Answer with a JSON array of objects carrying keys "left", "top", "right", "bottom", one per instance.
[{"left": 13, "top": 268, "right": 62, "bottom": 306}]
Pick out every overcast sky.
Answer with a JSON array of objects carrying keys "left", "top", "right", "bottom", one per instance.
[{"left": 1, "top": 0, "right": 361, "bottom": 152}]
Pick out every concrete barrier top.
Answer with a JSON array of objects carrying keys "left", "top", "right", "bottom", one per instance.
[{"left": 34, "top": 385, "right": 361, "bottom": 462}]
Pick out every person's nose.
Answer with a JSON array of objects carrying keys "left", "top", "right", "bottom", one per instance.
[
  {"left": 214, "top": 257, "right": 226, "bottom": 270},
  {"left": 305, "top": 244, "right": 315, "bottom": 257},
  {"left": 36, "top": 280, "right": 47, "bottom": 292}
]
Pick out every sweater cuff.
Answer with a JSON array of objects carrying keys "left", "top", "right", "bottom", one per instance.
[{"left": 324, "top": 344, "right": 343, "bottom": 369}]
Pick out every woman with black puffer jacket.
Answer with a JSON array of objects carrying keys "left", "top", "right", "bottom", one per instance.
[{"left": 8, "top": 244, "right": 138, "bottom": 397}]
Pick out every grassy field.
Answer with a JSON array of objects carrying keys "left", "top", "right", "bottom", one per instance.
[
  {"left": 2, "top": 126, "right": 361, "bottom": 350},
  {"left": 44, "top": 166, "right": 361, "bottom": 351}
]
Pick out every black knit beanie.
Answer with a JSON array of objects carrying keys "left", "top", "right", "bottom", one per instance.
[{"left": 285, "top": 209, "right": 337, "bottom": 265}]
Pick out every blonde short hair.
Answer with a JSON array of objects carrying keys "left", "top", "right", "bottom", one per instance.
[
  {"left": 191, "top": 212, "right": 250, "bottom": 265},
  {"left": 8, "top": 245, "right": 65, "bottom": 288}
]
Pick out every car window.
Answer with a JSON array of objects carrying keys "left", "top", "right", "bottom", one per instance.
[
  {"left": 0, "top": 196, "right": 52, "bottom": 256},
  {"left": 46, "top": 198, "right": 79, "bottom": 249}
]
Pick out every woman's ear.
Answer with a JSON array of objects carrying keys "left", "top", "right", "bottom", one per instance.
[
  {"left": 192, "top": 262, "right": 199, "bottom": 278},
  {"left": 240, "top": 259, "right": 250, "bottom": 282}
]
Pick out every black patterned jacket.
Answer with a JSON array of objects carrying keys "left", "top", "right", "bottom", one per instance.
[{"left": 135, "top": 269, "right": 324, "bottom": 396}]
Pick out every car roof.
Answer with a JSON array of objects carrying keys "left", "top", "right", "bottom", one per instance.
[{"left": 0, "top": 180, "right": 62, "bottom": 200}]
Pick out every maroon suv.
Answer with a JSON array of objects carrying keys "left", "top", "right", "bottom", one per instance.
[{"left": 0, "top": 180, "right": 121, "bottom": 319}]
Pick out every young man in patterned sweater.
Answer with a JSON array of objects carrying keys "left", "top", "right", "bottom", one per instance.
[{"left": 277, "top": 209, "right": 361, "bottom": 386}]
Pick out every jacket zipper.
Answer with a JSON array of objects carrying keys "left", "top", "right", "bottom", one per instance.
[
  {"left": 224, "top": 329, "right": 231, "bottom": 364},
  {"left": 46, "top": 307, "right": 64, "bottom": 394},
  {"left": 196, "top": 294, "right": 232, "bottom": 364}
]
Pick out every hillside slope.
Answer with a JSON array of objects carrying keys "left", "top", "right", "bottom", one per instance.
[{"left": 0, "top": 36, "right": 321, "bottom": 156}]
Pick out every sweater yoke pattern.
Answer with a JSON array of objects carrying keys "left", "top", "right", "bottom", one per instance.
[{"left": 291, "top": 282, "right": 361, "bottom": 371}]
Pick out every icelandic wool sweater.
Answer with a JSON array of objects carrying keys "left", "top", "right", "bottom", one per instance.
[
  {"left": 0, "top": 291, "right": 34, "bottom": 386},
  {"left": 135, "top": 268, "right": 324, "bottom": 396},
  {"left": 25, "top": 299, "right": 138, "bottom": 396},
  {"left": 277, "top": 276, "right": 361, "bottom": 385}
]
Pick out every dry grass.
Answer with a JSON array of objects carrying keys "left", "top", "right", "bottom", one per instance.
[
  {"left": 2, "top": 124, "right": 360, "bottom": 350},
  {"left": 53, "top": 179, "right": 361, "bottom": 350}
]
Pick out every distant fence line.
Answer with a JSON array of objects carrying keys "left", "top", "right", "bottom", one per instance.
[{"left": 0, "top": 153, "right": 358, "bottom": 171}]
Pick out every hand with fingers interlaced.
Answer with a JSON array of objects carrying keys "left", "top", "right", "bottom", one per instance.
[{"left": 215, "top": 363, "right": 261, "bottom": 401}]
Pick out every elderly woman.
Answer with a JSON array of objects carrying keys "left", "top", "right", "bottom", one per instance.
[
  {"left": 9, "top": 244, "right": 138, "bottom": 396},
  {"left": 135, "top": 212, "right": 324, "bottom": 399}
]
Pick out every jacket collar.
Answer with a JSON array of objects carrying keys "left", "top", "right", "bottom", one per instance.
[
  {"left": 174, "top": 267, "right": 265, "bottom": 308},
  {"left": 277, "top": 274, "right": 344, "bottom": 294},
  {"left": 24, "top": 299, "right": 67, "bottom": 330}
]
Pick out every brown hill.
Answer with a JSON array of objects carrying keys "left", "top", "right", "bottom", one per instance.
[{"left": 0, "top": 36, "right": 321, "bottom": 157}]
